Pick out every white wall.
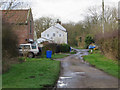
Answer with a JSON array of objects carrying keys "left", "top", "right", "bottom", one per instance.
[
  {"left": 34, "top": 30, "right": 37, "bottom": 41},
  {"left": 41, "top": 26, "right": 67, "bottom": 44}
]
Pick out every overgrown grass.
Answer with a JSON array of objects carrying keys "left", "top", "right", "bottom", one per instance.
[
  {"left": 2, "top": 58, "right": 60, "bottom": 88},
  {"left": 83, "top": 51, "right": 119, "bottom": 78}
]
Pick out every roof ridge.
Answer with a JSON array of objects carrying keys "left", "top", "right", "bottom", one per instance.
[{"left": 54, "top": 23, "right": 66, "bottom": 32}]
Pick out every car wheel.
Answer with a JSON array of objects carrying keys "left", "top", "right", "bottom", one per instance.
[{"left": 28, "top": 52, "right": 34, "bottom": 58}]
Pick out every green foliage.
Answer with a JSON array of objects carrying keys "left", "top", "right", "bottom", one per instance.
[
  {"left": 95, "top": 31, "right": 118, "bottom": 60},
  {"left": 2, "top": 23, "right": 19, "bottom": 57},
  {"left": 73, "top": 46, "right": 84, "bottom": 49},
  {"left": 42, "top": 43, "right": 57, "bottom": 55},
  {"left": 52, "top": 53, "right": 69, "bottom": 59},
  {"left": 40, "top": 53, "right": 69, "bottom": 59},
  {"left": 2, "top": 22, "right": 19, "bottom": 73},
  {"left": 42, "top": 43, "right": 70, "bottom": 55},
  {"left": 84, "top": 35, "right": 94, "bottom": 48},
  {"left": 59, "top": 44, "right": 70, "bottom": 53},
  {"left": 69, "top": 51, "right": 76, "bottom": 54},
  {"left": 18, "top": 57, "right": 25, "bottom": 63},
  {"left": 2, "top": 58, "right": 60, "bottom": 88},
  {"left": 79, "top": 37, "right": 82, "bottom": 42},
  {"left": 83, "top": 52, "right": 119, "bottom": 78}
]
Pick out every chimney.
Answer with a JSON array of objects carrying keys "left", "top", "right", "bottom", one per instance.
[{"left": 56, "top": 19, "right": 61, "bottom": 24}]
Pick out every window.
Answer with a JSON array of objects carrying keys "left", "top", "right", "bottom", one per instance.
[
  {"left": 32, "top": 46, "right": 36, "bottom": 49},
  {"left": 59, "top": 34, "right": 61, "bottom": 37},
  {"left": 19, "top": 45, "right": 30, "bottom": 49},
  {"left": 24, "top": 45, "right": 30, "bottom": 49},
  {"left": 53, "top": 33, "right": 55, "bottom": 37},
  {"left": 47, "top": 34, "right": 49, "bottom": 37}
]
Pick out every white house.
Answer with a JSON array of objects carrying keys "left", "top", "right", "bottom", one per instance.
[{"left": 37, "top": 23, "right": 67, "bottom": 44}]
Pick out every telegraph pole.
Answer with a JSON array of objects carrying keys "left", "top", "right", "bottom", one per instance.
[
  {"left": 102, "top": 0, "right": 104, "bottom": 34},
  {"left": 118, "top": 1, "right": 120, "bottom": 30},
  {"left": 118, "top": 1, "right": 120, "bottom": 67}
]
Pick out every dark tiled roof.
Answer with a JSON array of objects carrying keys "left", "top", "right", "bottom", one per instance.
[{"left": 1, "top": 9, "right": 29, "bottom": 24}]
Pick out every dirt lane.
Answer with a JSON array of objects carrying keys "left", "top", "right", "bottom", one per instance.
[{"left": 56, "top": 49, "right": 118, "bottom": 88}]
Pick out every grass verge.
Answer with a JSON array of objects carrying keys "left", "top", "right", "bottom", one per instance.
[
  {"left": 83, "top": 51, "right": 119, "bottom": 79},
  {"left": 41, "top": 53, "right": 69, "bottom": 59},
  {"left": 52, "top": 53, "right": 69, "bottom": 59},
  {"left": 72, "top": 46, "right": 84, "bottom": 49},
  {"left": 69, "top": 51, "right": 76, "bottom": 54},
  {"left": 2, "top": 58, "right": 60, "bottom": 88}
]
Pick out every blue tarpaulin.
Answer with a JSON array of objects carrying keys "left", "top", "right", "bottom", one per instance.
[{"left": 89, "top": 45, "right": 95, "bottom": 49}]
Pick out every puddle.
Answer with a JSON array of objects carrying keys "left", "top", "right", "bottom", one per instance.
[
  {"left": 57, "top": 72, "right": 86, "bottom": 88},
  {"left": 57, "top": 82, "right": 67, "bottom": 88},
  {"left": 75, "top": 57, "right": 79, "bottom": 59},
  {"left": 56, "top": 49, "right": 89, "bottom": 88},
  {"left": 57, "top": 76, "right": 72, "bottom": 88},
  {"left": 74, "top": 72, "right": 85, "bottom": 74},
  {"left": 70, "top": 72, "right": 86, "bottom": 76},
  {"left": 60, "top": 76, "right": 72, "bottom": 79}
]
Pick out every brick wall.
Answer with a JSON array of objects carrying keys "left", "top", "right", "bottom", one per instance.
[
  {"left": 2, "top": 10, "right": 34, "bottom": 44},
  {"left": 12, "top": 12, "right": 34, "bottom": 44},
  {"left": 13, "top": 25, "right": 28, "bottom": 44}
]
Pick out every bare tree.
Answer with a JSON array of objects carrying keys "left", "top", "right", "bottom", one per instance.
[
  {"left": 22, "top": 47, "right": 30, "bottom": 61},
  {"left": 34, "top": 16, "right": 57, "bottom": 38},
  {"left": 0, "top": 0, "right": 30, "bottom": 10},
  {"left": 84, "top": 6, "right": 118, "bottom": 34}
]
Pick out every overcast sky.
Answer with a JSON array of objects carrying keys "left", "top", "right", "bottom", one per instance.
[{"left": 1, "top": 0, "right": 119, "bottom": 23}]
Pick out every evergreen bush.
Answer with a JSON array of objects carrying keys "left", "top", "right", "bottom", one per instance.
[
  {"left": 84, "top": 35, "right": 94, "bottom": 48},
  {"left": 59, "top": 44, "right": 70, "bottom": 53}
]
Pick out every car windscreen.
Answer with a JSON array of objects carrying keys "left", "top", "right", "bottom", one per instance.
[{"left": 19, "top": 45, "right": 30, "bottom": 49}]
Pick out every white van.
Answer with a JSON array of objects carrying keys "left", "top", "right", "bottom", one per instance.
[{"left": 19, "top": 43, "right": 39, "bottom": 58}]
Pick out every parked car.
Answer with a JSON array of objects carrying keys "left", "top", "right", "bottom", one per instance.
[{"left": 19, "top": 43, "right": 39, "bottom": 58}]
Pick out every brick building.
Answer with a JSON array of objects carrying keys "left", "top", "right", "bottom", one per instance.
[{"left": 2, "top": 9, "right": 34, "bottom": 44}]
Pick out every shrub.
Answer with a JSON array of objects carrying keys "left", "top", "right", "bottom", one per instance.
[
  {"left": 95, "top": 30, "right": 118, "bottom": 60},
  {"left": 42, "top": 43, "right": 58, "bottom": 55},
  {"left": 2, "top": 22, "right": 19, "bottom": 73},
  {"left": 2, "top": 23, "right": 19, "bottom": 57},
  {"left": 84, "top": 35, "right": 94, "bottom": 49},
  {"left": 42, "top": 43, "right": 70, "bottom": 55},
  {"left": 56, "top": 44, "right": 61, "bottom": 53},
  {"left": 59, "top": 44, "right": 70, "bottom": 53}
]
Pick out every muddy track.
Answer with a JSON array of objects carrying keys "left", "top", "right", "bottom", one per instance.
[{"left": 55, "top": 49, "right": 118, "bottom": 88}]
